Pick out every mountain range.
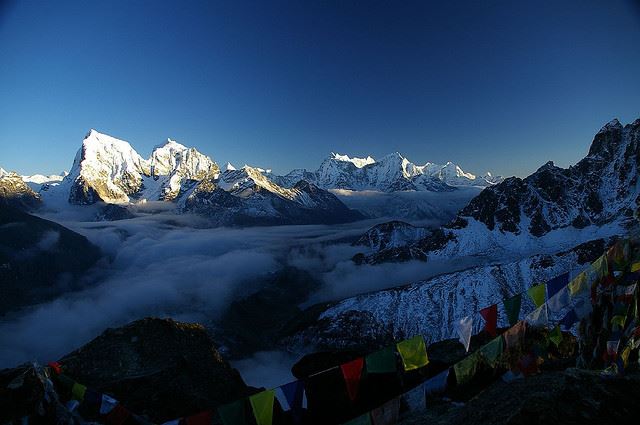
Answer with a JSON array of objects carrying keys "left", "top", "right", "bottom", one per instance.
[{"left": 0, "top": 129, "right": 502, "bottom": 225}]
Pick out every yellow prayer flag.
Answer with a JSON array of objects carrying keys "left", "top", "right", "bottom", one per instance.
[
  {"left": 396, "top": 335, "right": 429, "bottom": 371},
  {"left": 568, "top": 271, "right": 588, "bottom": 296},
  {"left": 631, "top": 262, "right": 640, "bottom": 273}
]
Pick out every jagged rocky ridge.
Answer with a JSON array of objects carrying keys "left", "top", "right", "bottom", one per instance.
[
  {"left": 270, "top": 152, "right": 502, "bottom": 192},
  {"left": 358, "top": 118, "right": 640, "bottom": 264},
  {"left": 53, "top": 130, "right": 363, "bottom": 225},
  {"left": 353, "top": 221, "right": 429, "bottom": 252},
  {"left": 0, "top": 171, "right": 41, "bottom": 211}
]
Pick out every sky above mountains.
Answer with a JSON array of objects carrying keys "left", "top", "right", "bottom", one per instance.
[{"left": 1, "top": 0, "right": 639, "bottom": 177}]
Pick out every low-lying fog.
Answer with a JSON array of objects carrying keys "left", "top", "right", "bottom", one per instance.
[{"left": 0, "top": 190, "right": 480, "bottom": 387}]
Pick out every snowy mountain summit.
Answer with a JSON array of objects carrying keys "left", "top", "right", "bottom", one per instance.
[{"left": 271, "top": 151, "right": 502, "bottom": 192}]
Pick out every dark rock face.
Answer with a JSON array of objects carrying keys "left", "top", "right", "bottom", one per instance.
[
  {"left": 58, "top": 318, "right": 251, "bottom": 423},
  {"left": 0, "top": 206, "right": 101, "bottom": 315},
  {"left": 0, "top": 172, "right": 41, "bottom": 211},
  {"left": 353, "top": 221, "right": 428, "bottom": 252},
  {"left": 94, "top": 203, "right": 135, "bottom": 221}
]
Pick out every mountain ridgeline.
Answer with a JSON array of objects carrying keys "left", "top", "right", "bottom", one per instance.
[{"left": 357, "top": 118, "right": 640, "bottom": 264}]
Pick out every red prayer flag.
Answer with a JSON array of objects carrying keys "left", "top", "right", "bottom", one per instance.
[
  {"left": 47, "top": 361, "right": 62, "bottom": 375},
  {"left": 104, "top": 404, "right": 130, "bottom": 425},
  {"left": 480, "top": 304, "right": 498, "bottom": 336},
  {"left": 341, "top": 357, "right": 364, "bottom": 401},
  {"left": 185, "top": 411, "right": 213, "bottom": 425}
]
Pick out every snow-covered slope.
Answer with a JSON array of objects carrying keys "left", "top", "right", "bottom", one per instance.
[
  {"left": 180, "top": 166, "right": 364, "bottom": 226},
  {"left": 271, "top": 152, "right": 501, "bottom": 192},
  {"left": 360, "top": 118, "right": 640, "bottom": 264},
  {"left": 353, "top": 221, "right": 429, "bottom": 252},
  {"left": 286, "top": 239, "right": 605, "bottom": 351},
  {"left": 0, "top": 168, "right": 8, "bottom": 177}
]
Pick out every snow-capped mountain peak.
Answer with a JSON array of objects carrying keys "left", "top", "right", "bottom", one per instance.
[
  {"left": 225, "top": 162, "right": 236, "bottom": 171},
  {"left": 330, "top": 152, "right": 376, "bottom": 168},
  {"left": 0, "top": 167, "right": 7, "bottom": 177}
]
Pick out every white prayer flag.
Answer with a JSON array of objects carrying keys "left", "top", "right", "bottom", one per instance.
[{"left": 454, "top": 316, "right": 473, "bottom": 352}]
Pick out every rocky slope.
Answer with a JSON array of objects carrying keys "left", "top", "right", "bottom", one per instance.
[
  {"left": 0, "top": 171, "right": 41, "bottom": 211},
  {"left": 358, "top": 118, "right": 640, "bottom": 264},
  {"left": 353, "top": 221, "right": 429, "bottom": 252},
  {"left": 0, "top": 205, "right": 102, "bottom": 315},
  {"left": 271, "top": 152, "right": 502, "bottom": 191},
  {"left": 0, "top": 318, "right": 252, "bottom": 424}
]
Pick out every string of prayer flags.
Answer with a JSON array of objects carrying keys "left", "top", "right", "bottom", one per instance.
[
  {"left": 396, "top": 335, "right": 429, "bottom": 371},
  {"left": 480, "top": 304, "right": 498, "bottom": 336},
  {"left": 370, "top": 397, "right": 400, "bottom": 425},
  {"left": 504, "top": 294, "right": 522, "bottom": 326},
  {"left": 250, "top": 390, "right": 276, "bottom": 425},
  {"left": 607, "top": 340, "right": 621, "bottom": 361},
  {"left": 341, "top": 358, "right": 364, "bottom": 401},
  {"left": 100, "top": 394, "right": 118, "bottom": 415},
  {"left": 479, "top": 335, "right": 504, "bottom": 367},
  {"left": 279, "top": 380, "right": 304, "bottom": 418},
  {"left": 218, "top": 400, "right": 248, "bottom": 425},
  {"left": 344, "top": 413, "right": 372, "bottom": 425},
  {"left": 547, "top": 272, "right": 569, "bottom": 299},
  {"left": 548, "top": 286, "right": 570, "bottom": 313},
  {"left": 424, "top": 369, "right": 449, "bottom": 396},
  {"left": 559, "top": 309, "right": 578, "bottom": 330},
  {"left": 365, "top": 347, "right": 397, "bottom": 374},
  {"left": 527, "top": 284, "right": 546, "bottom": 308},
  {"left": 453, "top": 352, "right": 479, "bottom": 386},
  {"left": 454, "top": 316, "right": 473, "bottom": 352},
  {"left": 549, "top": 326, "right": 563, "bottom": 347},
  {"left": 568, "top": 271, "right": 589, "bottom": 296},
  {"left": 503, "top": 321, "right": 526, "bottom": 349},
  {"left": 525, "top": 304, "right": 549, "bottom": 328}
]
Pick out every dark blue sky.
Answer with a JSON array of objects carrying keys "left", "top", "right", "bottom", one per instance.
[{"left": 1, "top": 0, "right": 639, "bottom": 176}]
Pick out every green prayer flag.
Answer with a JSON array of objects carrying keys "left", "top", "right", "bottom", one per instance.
[
  {"left": 504, "top": 294, "right": 522, "bottom": 326},
  {"left": 343, "top": 413, "right": 372, "bottom": 425},
  {"left": 71, "top": 382, "right": 86, "bottom": 401},
  {"left": 250, "top": 390, "right": 275, "bottom": 425},
  {"left": 527, "top": 284, "right": 546, "bottom": 308},
  {"left": 396, "top": 335, "right": 429, "bottom": 371},
  {"left": 549, "top": 326, "right": 562, "bottom": 347},
  {"left": 611, "top": 315, "right": 627, "bottom": 329},
  {"left": 218, "top": 399, "right": 248, "bottom": 425},
  {"left": 454, "top": 352, "right": 479, "bottom": 386},
  {"left": 365, "top": 346, "right": 397, "bottom": 374},
  {"left": 479, "top": 336, "right": 504, "bottom": 367}
]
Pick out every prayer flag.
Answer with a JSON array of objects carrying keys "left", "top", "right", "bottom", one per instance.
[
  {"left": 548, "top": 287, "right": 570, "bottom": 313},
  {"left": 527, "top": 284, "right": 546, "bottom": 308},
  {"left": 341, "top": 358, "right": 364, "bottom": 401},
  {"left": 454, "top": 353, "right": 479, "bottom": 386},
  {"left": 549, "top": 326, "right": 562, "bottom": 347},
  {"left": 504, "top": 294, "right": 522, "bottom": 326},
  {"left": 218, "top": 400, "right": 248, "bottom": 425},
  {"left": 100, "top": 394, "right": 118, "bottom": 415},
  {"left": 344, "top": 413, "right": 372, "bottom": 425},
  {"left": 71, "top": 382, "right": 86, "bottom": 401},
  {"left": 371, "top": 397, "right": 400, "bottom": 425},
  {"left": 365, "top": 347, "right": 396, "bottom": 374},
  {"left": 279, "top": 380, "right": 304, "bottom": 415},
  {"left": 104, "top": 404, "right": 130, "bottom": 425},
  {"left": 631, "top": 262, "right": 640, "bottom": 273},
  {"left": 574, "top": 296, "right": 592, "bottom": 320},
  {"left": 559, "top": 309, "right": 578, "bottom": 330},
  {"left": 525, "top": 304, "right": 548, "bottom": 328},
  {"left": 547, "top": 272, "right": 569, "bottom": 299},
  {"left": 517, "top": 353, "right": 538, "bottom": 377},
  {"left": 591, "top": 255, "right": 608, "bottom": 279},
  {"left": 401, "top": 384, "right": 426, "bottom": 415},
  {"left": 424, "top": 369, "right": 449, "bottom": 396},
  {"left": 479, "top": 336, "right": 504, "bottom": 367},
  {"left": 185, "top": 411, "right": 213, "bottom": 425},
  {"left": 480, "top": 304, "right": 498, "bottom": 336},
  {"left": 250, "top": 390, "right": 276, "bottom": 425},
  {"left": 454, "top": 316, "right": 473, "bottom": 352},
  {"left": 396, "top": 335, "right": 429, "bottom": 371},
  {"left": 47, "top": 361, "right": 62, "bottom": 375},
  {"left": 568, "top": 271, "right": 589, "bottom": 296},
  {"left": 607, "top": 340, "right": 620, "bottom": 359},
  {"left": 503, "top": 321, "right": 526, "bottom": 349}
]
